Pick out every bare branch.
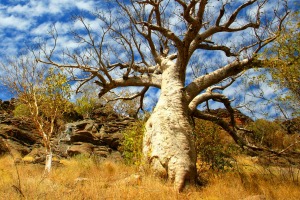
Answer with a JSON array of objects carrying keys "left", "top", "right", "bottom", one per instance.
[
  {"left": 185, "top": 58, "right": 262, "bottom": 102},
  {"left": 224, "top": 0, "right": 257, "bottom": 28},
  {"left": 107, "top": 86, "right": 149, "bottom": 116},
  {"left": 193, "top": 110, "right": 246, "bottom": 147},
  {"left": 98, "top": 74, "right": 161, "bottom": 98},
  {"left": 196, "top": 43, "right": 238, "bottom": 57},
  {"left": 215, "top": 4, "right": 225, "bottom": 27}
]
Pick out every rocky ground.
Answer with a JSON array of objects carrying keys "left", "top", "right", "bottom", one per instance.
[{"left": 0, "top": 98, "right": 299, "bottom": 167}]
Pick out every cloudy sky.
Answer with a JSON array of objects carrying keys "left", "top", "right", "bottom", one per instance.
[
  {"left": 0, "top": 0, "right": 297, "bottom": 119},
  {"left": 0, "top": 0, "right": 99, "bottom": 99}
]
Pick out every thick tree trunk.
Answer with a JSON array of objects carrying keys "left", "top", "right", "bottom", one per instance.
[{"left": 143, "top": 62, "right": 197, "bottom": 191}]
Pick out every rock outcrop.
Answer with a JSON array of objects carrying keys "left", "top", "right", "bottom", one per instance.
[
  {"left": 0, "top": 99, "right": 40, "bottom": 157},
  {"left": 58, "top": 115, "right": 135, "bottom": 159},
  {"left": 1, "top": 98, "right": 297, "bottom": 167},
  {"left": 0, "top": 99, "right": 135, "bottom": 163}
]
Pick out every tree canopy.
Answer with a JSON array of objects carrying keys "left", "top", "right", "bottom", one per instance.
[{"left": 262, "top": 11, "right": 299, "bottom": 116}]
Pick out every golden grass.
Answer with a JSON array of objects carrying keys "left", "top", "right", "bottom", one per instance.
[{"left": 0, "top": 154, "right": 299, "bottom": 200}]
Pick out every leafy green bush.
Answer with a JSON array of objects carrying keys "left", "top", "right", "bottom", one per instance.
[
  {"left": 13, "top": 103, "right": 31, "bottom": 117},
  {"left": 119, "top": 121, "right": 144, "bottom": 165},
  {"left": 74, "top": 96, "right": 98, "bottom": 119}
]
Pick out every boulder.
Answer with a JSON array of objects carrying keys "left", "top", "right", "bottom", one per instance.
[
  {"left": 4, "top": 139, "right": 31, "bottom": 157},
  {"left": 70, "top": 130, "right": 100, "bottom": 145},
  {"left": 98, "top": 133, "right": 124, "bottom": 150},
  {"left": 93, "top": 146, "right": 111, "bottom": 158},
  {"left": 0, "top": 120, "right": 39, "bottom": 157},
  {"left": 0, "top": 125, "right": 37, "bottom": 145},
  {"left": 0, "top": 138, "right": 9, "bottom": 155}
]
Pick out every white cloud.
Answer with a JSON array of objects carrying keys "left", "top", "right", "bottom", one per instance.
[
  {"left": 31, "top": 21, "right": 71, "bottom": 35},
  {"left": 0, "top": 13, "right": 33, "bottom": 30},
  {"left": 75, "top": 1, "right": 95, "bottom": 11},
  {"left": 6, "top": 1, "right": 49, "bottom": 17},
  {"left": 31, "top": 22, "right": 52, "bottom": 35}
]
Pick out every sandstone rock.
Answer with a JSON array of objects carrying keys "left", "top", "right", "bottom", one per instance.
[
  {"left": 0, "top": 125, "right": 37, "bottom": 145},
  {"left": 67, "top": 143, "right": 94, "bottom": 156},
  {"left": 0, "top": 138, "right": 9, "bottom": 155},
  {"left": 22, "top": 147, "right": 47, "bottom": 164},
  {"left": 0, "top": 99, "right": 135, "bottom": 163},
  {"left": 204, "top": 108, "right": 253, "bottom": 126},
  {"left": 99, "top": 133, "right": 123, "bottom": 150},
  {"left": 108, "top": 151, "right": 123, "bottom": 162},
  {"left": 93, "top": 150, "right": 109, "bottom": 158},
  {"left": 5, "top": 139, "right": 31, "bottom": 156},
  {"left": 70, "top": 130, "right": 99, "bottom": 144}
]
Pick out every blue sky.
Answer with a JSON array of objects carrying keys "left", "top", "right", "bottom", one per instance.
[{"left": 0, "top": 0, "right": 297, "bottom": 119}]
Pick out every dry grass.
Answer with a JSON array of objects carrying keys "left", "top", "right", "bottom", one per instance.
[{"left": 0, "top": 154, "right": 299, "bottom": 200}]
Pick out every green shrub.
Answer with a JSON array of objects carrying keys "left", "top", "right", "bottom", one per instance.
[
  {"left": 119, "top": 121, "right": 144, "bottom": 165},
  {"left": 74, "top": 96, "right": 98, "bottom": 118},
  {"left": 13, "top": 103, "right": 31, "bottom": 117}
]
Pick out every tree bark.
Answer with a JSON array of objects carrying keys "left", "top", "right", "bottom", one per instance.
[{"left": 143, "top": 61, "right": 197, "bottom": 191}]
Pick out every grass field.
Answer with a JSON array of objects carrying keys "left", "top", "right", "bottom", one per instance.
[{"left": 0, "top": 155, "right": 299, "bottom": 200}]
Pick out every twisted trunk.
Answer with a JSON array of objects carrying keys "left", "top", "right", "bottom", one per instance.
[{"left": 143, "top": 60, "right": 197, "bottom": 191}]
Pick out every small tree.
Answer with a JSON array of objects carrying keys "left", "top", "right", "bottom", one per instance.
[{"left": 0, "top": 57, "right": 71, "bottom": 174}]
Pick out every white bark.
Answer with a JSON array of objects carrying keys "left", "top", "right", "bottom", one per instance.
[
  {"left": 143, "top": 59, "right": 196, "bottom": 191},
  {"left": 44, "top": 148, "right": 52, "bottom": 175}
]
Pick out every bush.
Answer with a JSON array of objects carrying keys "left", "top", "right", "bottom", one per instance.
[
  {"left": 74, "top": 96, "right": 98, "bottom": 118},
  {"left": 194, "top": 119, "right": 237, "bottom": 171},
  {"left": 247, "top": 119, "right": 286, "bottom": 149},
  {"left": 13, "top": 103, "right": 31, "bottom": 117},
  {"left": 119, "top": 121, "right": 144, "bottom": 165}
]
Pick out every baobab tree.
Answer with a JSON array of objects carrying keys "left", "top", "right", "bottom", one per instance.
[{"left": 39, "top": 0, "right": 289, "bottom": 191}]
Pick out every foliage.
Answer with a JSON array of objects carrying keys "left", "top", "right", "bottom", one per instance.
[
  {"left": 247, "top": 119, "right": 300, "bottom": 151},
  {"left": 39, "top": 68, "right": 72, "bottom": 120},
  {"left": 261, "top": 11, "right": 300, "bottom": 116},
  {"left": 119, "top": 121, "right": 145, "bottom": 165},
  {"left": 75, "top": 95, "right": 98, "bottom": 118},
  {"left": 247, "top": 119, "right": 284, "bottom": 149},
  {"left": 194, "top": 119, "right": 237, "bottom": 171},
  {"left": 13, "top": 103, "right": 31, "bottom": 117},
  {"left": 14, "top": 67, "right": 72, "bottom": 138}
]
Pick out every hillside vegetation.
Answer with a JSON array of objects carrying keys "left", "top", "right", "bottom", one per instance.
[{"left": 1, "top": 112, "right": 300, "bottom": 199}]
